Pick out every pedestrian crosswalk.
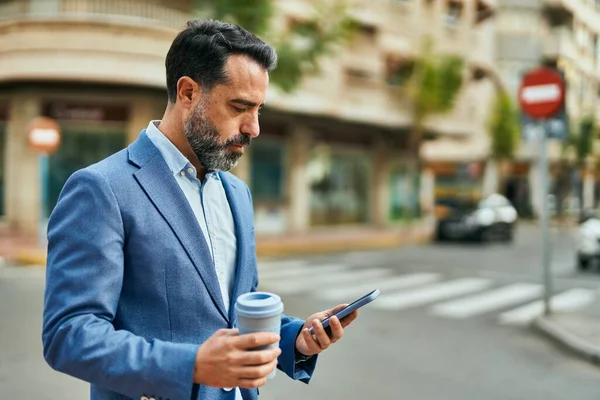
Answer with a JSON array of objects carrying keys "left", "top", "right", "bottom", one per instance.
[{"left": 256, "top": 260, "right": 597, "bottom": 326}]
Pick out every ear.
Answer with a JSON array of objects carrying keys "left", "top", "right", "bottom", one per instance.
[{"left": 176, "top": 76, "right": 199, "bottom": 109}]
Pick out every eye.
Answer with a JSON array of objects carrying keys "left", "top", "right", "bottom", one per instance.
[{"left": 232, "top": 106, "right": 245, "bottom": 113}]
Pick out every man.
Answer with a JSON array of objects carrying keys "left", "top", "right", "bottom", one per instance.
[{"left": 42, "top": 19, "right": 358, "bottom": 400}]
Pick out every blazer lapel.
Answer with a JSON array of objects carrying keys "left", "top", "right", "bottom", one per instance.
[
  {"left": 128, "top": 131, "right": 229, "bottom": 322},
  {"left": 220, "top": 173, "right": 255, "bottom": 323}
]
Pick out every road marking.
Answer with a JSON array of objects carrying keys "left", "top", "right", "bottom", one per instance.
[
  {"left": 263, "top": 268, "right": 392, "bottom": 295},
  {"left": 499, "top": 288, "right": 596, "bottom": 325},
  {"left": 430, "top": 283, "right": 543, "bottom": 318},
  {"left": 259, "top": 264, "right": 349, "bottom": 281},
  {"left": 319, "top": 273, "right": 441, "bottom": 302},
  {"left": 374, "top": 278, "right": 493, "bottom": 310}
]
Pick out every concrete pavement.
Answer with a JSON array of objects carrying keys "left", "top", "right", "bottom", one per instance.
[{"left": 533, "top": 301, "right": 600, "bottom": 367}]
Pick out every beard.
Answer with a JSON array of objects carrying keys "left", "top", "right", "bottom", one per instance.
[{"left": 183, "top": 103, "right": 251, "bottom": 172}]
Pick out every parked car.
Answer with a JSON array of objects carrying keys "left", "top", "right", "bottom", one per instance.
[
  {"left": 435, "top": 193, "right": 518, "bottom": 242},
  {"left": 575, "top": 209, "right": 600, "bottom": 270}
]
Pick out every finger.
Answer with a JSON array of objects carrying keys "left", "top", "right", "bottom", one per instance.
[
  {"left": 238, "top": 376, "right": 269, "bottom": 389},
  {"left": 215, "top": 328, "right": 240, "bottom": 337},
  {"left": 312, "top": 319, "right": 331, "bottom": 349},
  {"left": 328, "top": 316, "right": 344, "bottom": 343},
  {"left": 301, "top": 328, "right": 322, "bottom": 354},
  {"left": 328, "top": 304, "right": 349, "bottom": 315},
  {"left": 234, "top": 347, "right": 281, "bottom": 366},
  {"left": 235, "top": 358, "right": 278, "bottom": 380},
  {"left": 339, "top": 310, "right": 359, "bottom": 327},
  {"left": 233, "top": 332, "right": 280, "bottom": 350}
]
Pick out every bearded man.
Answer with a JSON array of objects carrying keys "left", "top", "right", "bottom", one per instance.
[{"left": 41, "top": 19, "right": 357, "bottom": 400}]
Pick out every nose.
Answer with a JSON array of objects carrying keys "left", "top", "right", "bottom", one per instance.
[{"left": 241, "top": 114, "right": 260, "bottom": 139}]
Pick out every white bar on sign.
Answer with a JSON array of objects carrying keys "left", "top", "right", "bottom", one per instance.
[
  {"left": 320, "top": 273, "right": 441, "bottom": 302},
  {"left": 498, "top": 288, "right": 595, "bottom": 325},
  {"left": 521, "top": 84, "right": 561, "bottom": 104},
  {"left": 430, "top": 283, "right": 543, "bottom": 319},
  {"left": 374, "top": 278, "right": 493, "bottom": 310}
]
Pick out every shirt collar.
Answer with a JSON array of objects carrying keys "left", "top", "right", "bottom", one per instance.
[
  {"left": 145, "top": 120, "right": 189, "bottom": 176},
  {"left": 145, "top": 120, "right": 221, "bottom": 182}
]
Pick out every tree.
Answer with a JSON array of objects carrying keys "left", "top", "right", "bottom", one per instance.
[
  {"left": 487, "top": 91, "right": 520, "bottom": 194},
  {"left": 197, "top": 0, "right": 355, "bottom": 93},
  {"left": 388, "top": 37, "right": 464, "bottom": 217}
]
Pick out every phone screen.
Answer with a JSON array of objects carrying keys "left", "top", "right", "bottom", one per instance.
[{"left": 309, "top": 289, "right": 379, "bottom": 336}]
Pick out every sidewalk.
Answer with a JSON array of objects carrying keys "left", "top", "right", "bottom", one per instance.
[
  {"left": 0, "top": 219, "right": 435, "bottom": 266},
  {"left": 533, "top": 300, "right": 600, "bottom": 366}
]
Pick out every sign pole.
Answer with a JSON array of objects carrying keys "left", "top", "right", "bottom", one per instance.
[
  {"left": 518, "top": 67, "right": 566, "bottom": 318},
  {"left": 538, "top": 121, "right": 552, "bottom": 316},
  {"left": 27, "top": 116, "right": 61, "bottom": 250},
  {"left": 38, "top": 153, "right": 50, "bottom": 248}
]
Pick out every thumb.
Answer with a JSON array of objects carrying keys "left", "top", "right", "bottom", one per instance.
[{"left": 328, "top": 303, "right": 349, "bottom": 315}]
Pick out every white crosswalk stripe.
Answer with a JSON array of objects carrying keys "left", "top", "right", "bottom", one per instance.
[
  {"left": 498, "top": 288, "right": 596, "bottom": 325},
  {"left": 374, "top": 278, "right": 493, "bottom": 310},
  {"left": 254, "top": 262, "right": 596, "bottom": 323},
  {"left": 430, "top": 283, "right": 543, "bottom": 319},
  {"left": 320, "top": 273, "right": 441, "bottom": 302},
  {"left": 261, "top": 268, "right": 391, "bottom": 295}
]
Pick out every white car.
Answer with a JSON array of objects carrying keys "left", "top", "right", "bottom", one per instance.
[{"left": 575, "top": 211, "right": 600, "bottom": 270}]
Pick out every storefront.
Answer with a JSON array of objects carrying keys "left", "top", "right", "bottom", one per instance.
[
  {"left": 0, "top": 84, "right": 165, "bottom": 234},
  {"left": 307, "top": 143, "right": 372, "bottom": 226},
  {"left": 388, "top": 162, "right": 419, "bottom": 221},
  {"left": 505, "top": 162, "right": 533, "bottom": 218},
  {"left": 41, "top": 100, "right": 129, "bottom": 210},
  {"left": 429, "top": 161, "right": 484, "bottom": 205}
]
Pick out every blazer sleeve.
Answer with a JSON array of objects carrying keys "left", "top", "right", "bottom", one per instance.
[
  {"left": 42, "top": 168, "right": 199, "bottom": 400},
  {"left": 245, "top": 185, "right": 318, "bottom": 383}
]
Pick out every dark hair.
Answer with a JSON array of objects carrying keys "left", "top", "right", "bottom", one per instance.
[{"left": 165, "top": 19, "right": 277, "bottom": 103}]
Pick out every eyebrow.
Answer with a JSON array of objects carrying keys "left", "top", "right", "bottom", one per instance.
[{"left": 231, "top": 98, "right": 264, "bottom": 108}]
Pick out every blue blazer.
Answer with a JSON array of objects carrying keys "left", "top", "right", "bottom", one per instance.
[{"left": 42, "top": 131, "right": 317, "bottom": 400}]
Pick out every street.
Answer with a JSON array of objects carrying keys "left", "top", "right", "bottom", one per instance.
[{"left": 2, "top": 223, "right": 600, "bottom": 399}]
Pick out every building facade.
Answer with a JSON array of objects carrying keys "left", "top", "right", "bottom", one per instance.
[
  {"left": 0, "top": 0, "right": 496, "bottom": 238},
  {"left": 494, "top": 0, "right": 600, "bottom": 217}
]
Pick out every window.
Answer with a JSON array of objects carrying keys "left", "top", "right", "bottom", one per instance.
[
  {"left": 308, "top": 145, "right": 371, "bottom": 226},
  {"left": 49, "top": 127, "right": 126, "bottom": 212},
  {"left": 250, "top": 139, "right": 285, "bottom": 201},
  {"left": 385, "top": 56, "right": 415, "bottom": 86},
  {"left": 445, "top": 2, "right": 462, "bottom": 28}
]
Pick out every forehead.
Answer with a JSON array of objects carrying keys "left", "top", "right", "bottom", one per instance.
[{"left": 213, "top": 54, "right": 269, "bottom": 102}]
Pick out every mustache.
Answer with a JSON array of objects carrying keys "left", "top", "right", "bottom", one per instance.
[{"left": 222, "top": 135, "right": 251, "bottom": 148}]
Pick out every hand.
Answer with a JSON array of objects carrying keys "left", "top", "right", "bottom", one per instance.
[
  {"left": 295, "top": 304, "right": 359, "bottom": 357},
  {"left": 194, "top": 329, "right": 281, "bottom": 389}
]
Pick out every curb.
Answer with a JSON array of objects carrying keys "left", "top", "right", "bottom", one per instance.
[
  {"left": 12, "top": 250, "right": 47, "bottom": 267},
  {"left": 532, "top": 316, "right": 600, "bottom": 366},
  {"left": 255, "top": 232, "right": 431, "bottom": 258}
]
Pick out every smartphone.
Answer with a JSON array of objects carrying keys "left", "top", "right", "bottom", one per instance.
[{"left": 308, "top": 289, "right": 380, "bottom": 336}]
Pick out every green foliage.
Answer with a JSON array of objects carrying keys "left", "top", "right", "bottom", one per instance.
[
  {"left": 400, "top": 38, "right": 464, "bottom": 124},
  {"left": 271, "top": 0, "right": 355, "bottom": 92},
  {"left": 194, "top": 0, "right": 355, "bottom": 93},
  {"left": 575, "top": 115, "right": 596, "bottom": 166},
  {"left": 212, "top": 0, "right": 273, "bottom": 35},
  {"left": 488, "top": 92, "right": 519, "bottom": 161}
]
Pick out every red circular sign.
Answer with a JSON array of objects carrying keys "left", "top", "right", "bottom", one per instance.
[
  {"left": 27, "top": 116, "right": 62, "bottom": 154},
  {"left": 518, "top": 67, "right": 565, "bottom": 120}
]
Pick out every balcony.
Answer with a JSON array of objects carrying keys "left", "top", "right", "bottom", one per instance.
[
  {"left": 0, "top": 0, "right": 193, "bottom": 88},
  {"left": 0, "top": 0, "right": 191, "bottom": 28}
]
